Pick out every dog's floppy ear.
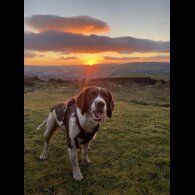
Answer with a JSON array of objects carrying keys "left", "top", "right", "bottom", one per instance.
[
  {"left": 76, "top": 88, "right": 88, "bottom": 115},
  {"left": 106, "top": 90, "right": 114, "bottom": 118}
]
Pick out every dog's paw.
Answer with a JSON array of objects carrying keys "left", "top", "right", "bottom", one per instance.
[
  {"left": 73, "top": 172, "right": 83, "bottom": 181},
  {"left": 82, "top": 159, "right": 92, "bottom": 167},
  {"left": 39, "top": 154, "right": 48, "bottom": 161}
]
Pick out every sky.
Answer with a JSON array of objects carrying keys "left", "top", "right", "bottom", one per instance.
[{"left": 24, "top": 0, "right": 170, "bottom": 66}]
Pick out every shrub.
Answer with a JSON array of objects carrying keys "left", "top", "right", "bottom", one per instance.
[{"left": 24, "top": 76, "right": 40, "bottom": 87}]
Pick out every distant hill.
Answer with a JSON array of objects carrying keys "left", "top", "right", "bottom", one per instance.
[{"left": 24, "top": 62, "right": 170, "bottom": 80}]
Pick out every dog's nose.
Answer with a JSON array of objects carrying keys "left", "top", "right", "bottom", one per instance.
[{"left": 96, "top": 101, "right": 105, "bottom": 107}]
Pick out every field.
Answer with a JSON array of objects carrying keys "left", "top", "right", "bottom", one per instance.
[{"left": 24, "top": 82, "right": 170, "bottom": 195}]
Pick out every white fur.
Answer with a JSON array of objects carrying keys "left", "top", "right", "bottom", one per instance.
[
  {"left": 68, "top": 147, "right": 83, "bottom": 181},
  {"left": 91, "top": 88, "right": 107, "bottom": 112},
  {"left": 68, "top": 113, "right": 84, "bottom": 181},
  {"left": 39, "top": 142, "right": 49, "bottom": 160},
  {"left": 39, "top": 111, "right": 57, "bottom": 160},
  {"left": 68, "top": 115, "right": 80, "bottom": 146},
  {"left": 51, "top": 110, "right": 65, "bottom": 129},
  {"left": 81, "top": 143, "right": 92, "bottom": 166},
  {"left": 77, "top": 107, "right": 98, "bottom": 133}
]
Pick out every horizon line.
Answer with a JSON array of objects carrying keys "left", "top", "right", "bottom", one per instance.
[{"left": 24, "top": 61, "right": 170, "bottom": 67}]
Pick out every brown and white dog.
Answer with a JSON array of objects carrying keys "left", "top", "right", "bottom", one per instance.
[{"left": 37, "top": 86, "right": 114, "bottom": 181}]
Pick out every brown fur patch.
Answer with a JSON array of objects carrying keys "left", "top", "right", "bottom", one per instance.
[
  {"left": 76, "top": 86, "right": 99, "bottom": 115},
  {"left": 63, "top": 98, "right": 77, "bottom": 148},
  {"left": 76, "top": 86, "right": 114, "bottom": 117},
  {"left": 51, "top": 103, "right": 67, "bottom": 123}
]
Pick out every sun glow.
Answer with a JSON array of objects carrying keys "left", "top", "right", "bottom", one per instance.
[
  {"left": 82, "top": 55, "right": 100, "bottom": 66},
  {"left": 85, "top": 58, "right": 97, "bottom": 66},
  {"left": 88, "top": 60, "right": 95, "bottom": 66},
  {"left": 24, "top": 51, "right": 170, "bottom": 66}
]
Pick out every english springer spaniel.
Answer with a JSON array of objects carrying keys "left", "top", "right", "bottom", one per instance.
[{"left": 37, "top": 86, "right": 114, "bottom": 181}]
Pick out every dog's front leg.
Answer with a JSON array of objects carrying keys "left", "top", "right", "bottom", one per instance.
[
  {"left": 81, "top": 142, "right": 92, "bottom": 167},
  {"left": 68, "top": 147, "right": 83, "bottom": 181}
]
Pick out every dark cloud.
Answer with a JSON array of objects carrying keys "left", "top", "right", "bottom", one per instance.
[
  {"left": 25, "top": 15, "right": 110, "bottom": 34},
  {"left": 24, "top": 31, "right": 170, "bottom": 54}
]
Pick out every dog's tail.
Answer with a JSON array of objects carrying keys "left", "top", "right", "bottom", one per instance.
[{"left": 37, "top": 118, "right": 47, "bottom": 130}]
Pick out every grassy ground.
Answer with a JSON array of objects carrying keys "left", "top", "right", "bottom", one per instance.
[
  {"left": 127, "top": 74, "right": 170, "bottom": 81},
  {"left": 24, "top": 85, "right": 170, "bottom": 195}
]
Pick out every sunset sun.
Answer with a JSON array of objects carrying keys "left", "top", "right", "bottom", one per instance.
[
  {"left": 83, "top": 56, "right": 100, "bottom": 66},
  {"left": 86, "top": 58, "right": 96, "bottom": 66},
  {"left": 88, "top": 61, "right": 94, "bottom": 66}
]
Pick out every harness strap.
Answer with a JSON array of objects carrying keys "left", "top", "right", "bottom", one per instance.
[
  {"left": 75, "top": 109, "right": 99, "bottom": 148},
  {"left": 64, "top": 97, "right": 99, "bottom": 149}
]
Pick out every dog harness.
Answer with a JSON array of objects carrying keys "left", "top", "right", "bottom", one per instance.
[{"left": 65, "top": 98, "right": 99, "bottom": 149}]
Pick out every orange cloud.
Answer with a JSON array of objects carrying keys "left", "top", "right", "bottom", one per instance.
[
  {"left": 104, "top": 56, "right": 140, "bottom": 60},
  {"left": 24, "top": 52, "right": 169, "bottom": 66},
  {"left": 59, "top": 56, "right": 78, "bottom": 60},
  {"left": 25, "top": 15, "right": 110, "bottom": 34}
]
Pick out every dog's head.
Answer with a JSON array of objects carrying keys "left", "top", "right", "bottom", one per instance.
[{"left": 76, "top": 86, "right": 114, "bottom": 122}]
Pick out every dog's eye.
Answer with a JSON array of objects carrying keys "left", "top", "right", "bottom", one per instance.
[{"left": 101, "top": 92, "right": 108, "bottom": 99}]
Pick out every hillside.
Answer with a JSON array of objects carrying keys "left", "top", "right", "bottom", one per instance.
[
  {"left": 24, "top": 83, "right": 170, "bottom": 194},
  {"left": 24, "top": 75, "right": 170, "bottom": 94},
  {"left": 24, "top": 62, "right": 170, "bottom": 81}
]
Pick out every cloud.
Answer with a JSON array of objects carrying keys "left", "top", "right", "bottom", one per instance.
[
  {"left": 24, "top": 50, "right": 47, "bottom": 58},
  {"left": 24, "top": 31, "right": 170, "bottom": 54},
  {"left": 104, "top": 56, "right": 140, "bottom": 60},
  {"left": 37, "top": 54, "right": 45, "bottom": 57},
  {"left": 24, "top": 50, "right": 37, "bottom": 58},
  {"left": 104, "top": 55, "right": 169, "bottom": 61},
  {"left": 25, "top": 15, "right": 110, "bottom": 34},
  {"left": 59, "top": 56, "right": 78, "bottom": 60},
  {"left": 146, "top": 55, "right": 169, "bottom": 59}
]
